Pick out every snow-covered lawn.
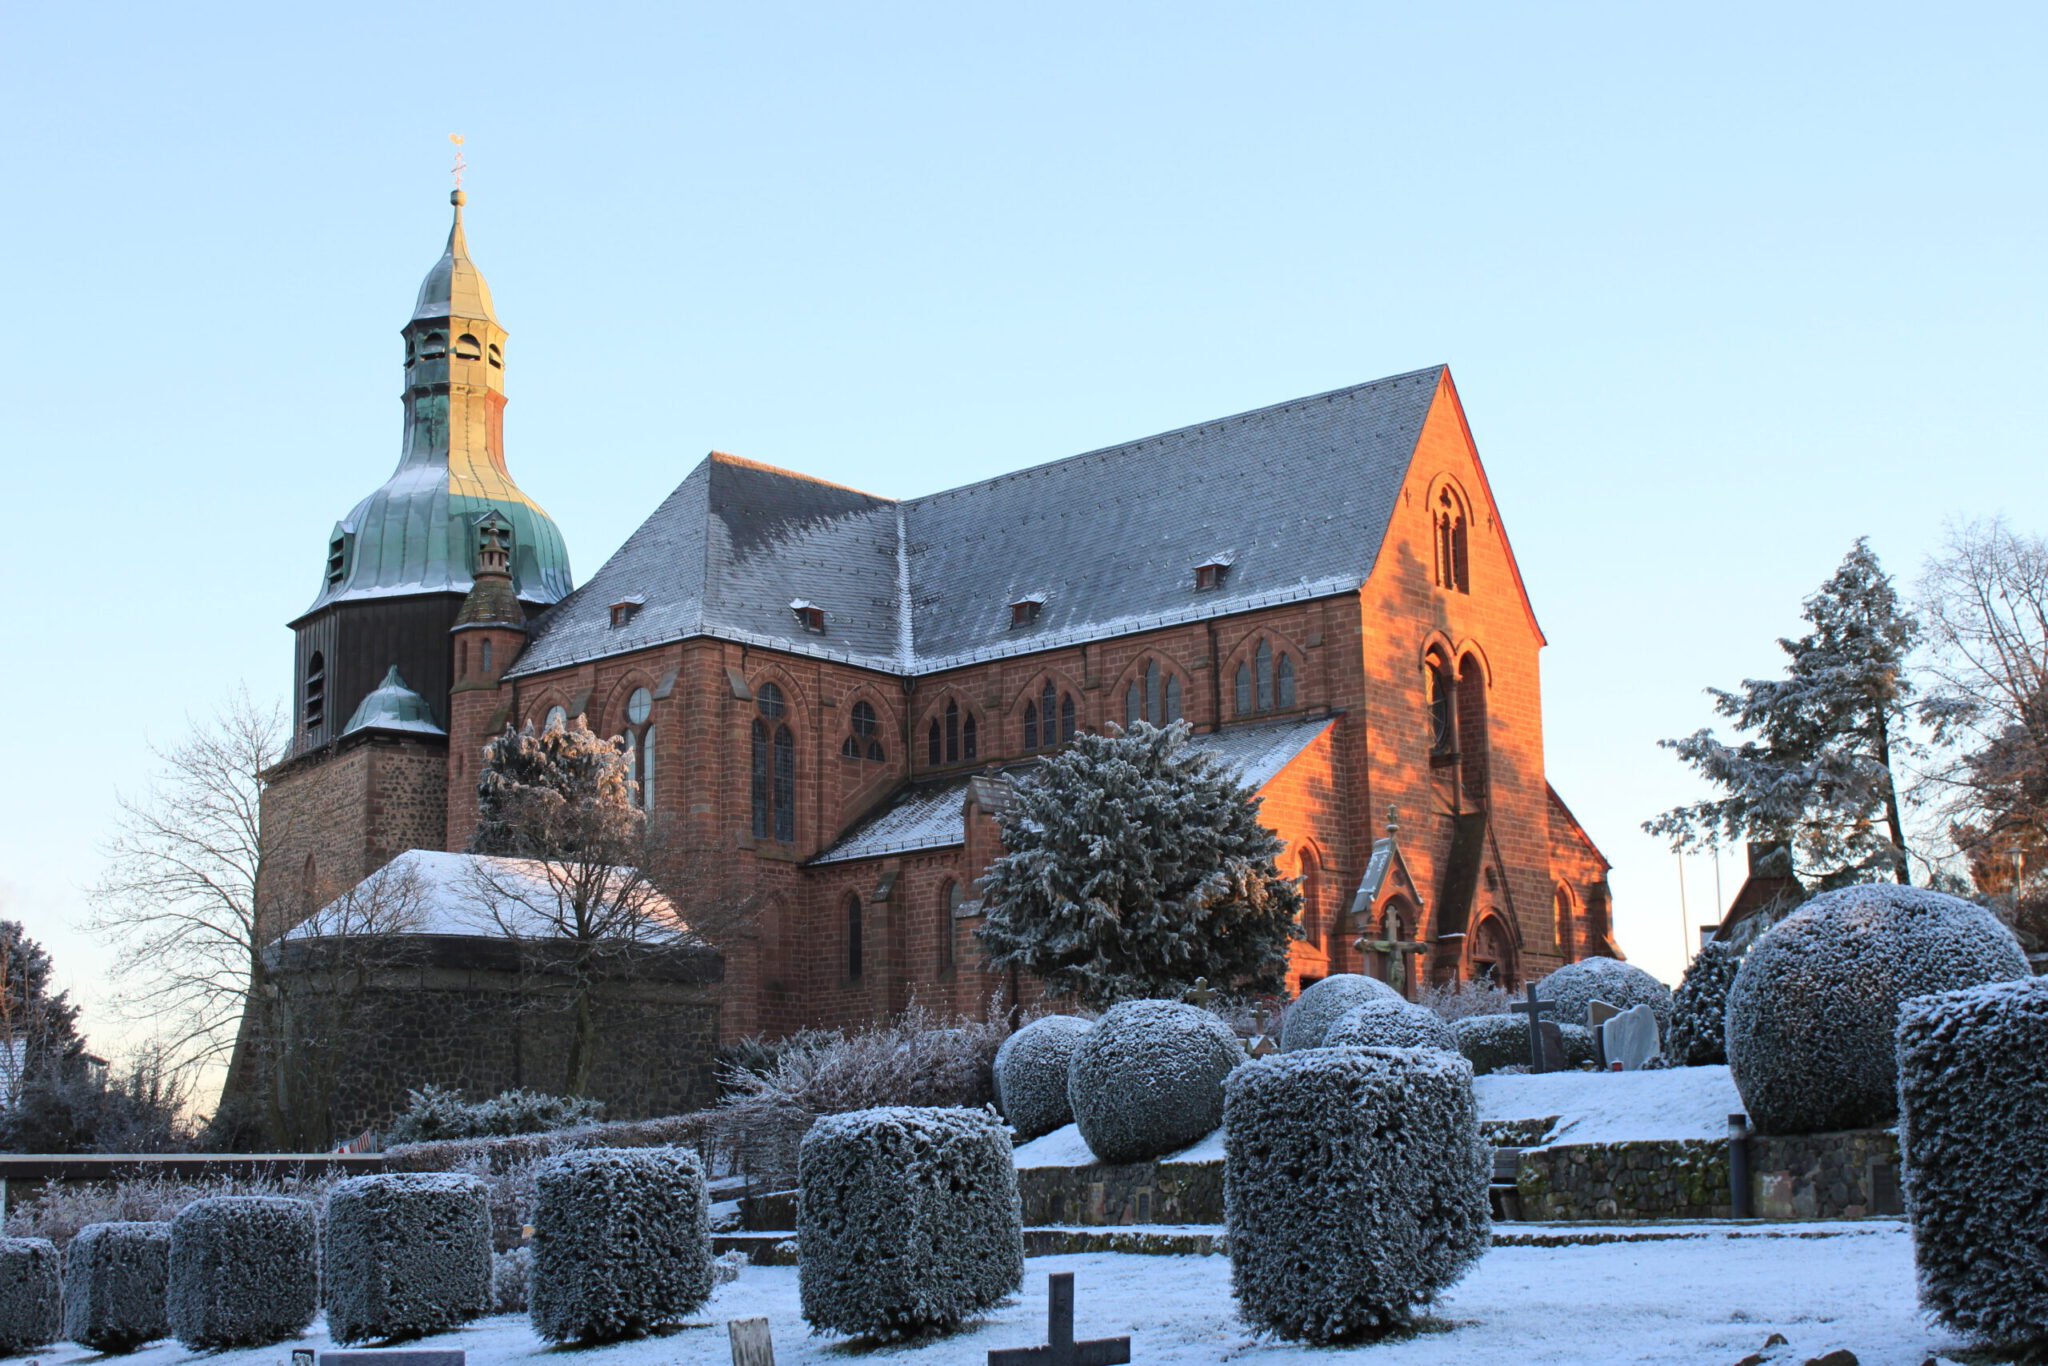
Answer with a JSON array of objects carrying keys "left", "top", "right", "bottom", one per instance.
[{"left": 21, "top": 1222, "right": 1966, "bottom": 1366}]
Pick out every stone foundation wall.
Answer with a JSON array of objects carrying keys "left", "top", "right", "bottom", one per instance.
[
  {"left": 1750, "top": 1128, "right": 1902, "bottom": 1220},
  {"left": 1016, "top": 1159, "right": 1224, "bottom": 1226},
  {"left": 1515, "top": 1140, "right": 1732, "bottom": 1220}
]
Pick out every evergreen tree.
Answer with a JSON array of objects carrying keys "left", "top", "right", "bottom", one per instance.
[
  {"left": 975, "top": 722, "right": 1302, "bottom": 1007},
  {"left": 0, "top": 920, "right": 84, "bottom": 1096},
  {"left": 1647, "top": 538, "right": 1919, "bottom": 888},
  {"left": 1665, "top": 939, "right": 1740, "bottom": 1066}
]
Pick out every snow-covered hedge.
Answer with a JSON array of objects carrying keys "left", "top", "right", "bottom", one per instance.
[
  {"left": 993, "top": 1015, "right": 1092, "bottom": 1140},
  {"left": 1224, "top": 1047, "right": 1490, "bottom": 1343},
  {"left": 62, "top": 1221, "right": 170, "bottom": 1353},
  {"left": 166, "top": 1196, "right": 318, "bottom": 1349},
  {"left": 0, "top": 1237, "right": 60, "bottom": 1356},
  {"left": 1726, "top": 884, "right": 2028, "bottom": 1134},
  {"left": 1897, "top": 975, "right": 2048, "bottom": 1345},
  {"left": 386, "top": 1084, "right": 605, "bottom": 1145},
  {"left": 325, "top": 1173, "right": 493, "bottom": 1344},
  {"left": 798, "top": 1106, "right": 1022, "bottom": 1339},
  {"left": 1068, "top": 1000, "right": 1243, "bottom": 1163},
  {"left": 529, "top": 1146, "right": 713, "bottom": 1344},
  {"left": 1666, "top": 940, "right": 1740, "bottom": 1066},
  {"left": 1279, "top": 974, "right": 1402, "bottom": 1052},
  {"left": 1451, "top": 1013, "right": 1595, "bottom": 1074},
  {"left": 1537, "top": 958, "right": 1673, "bottom": 1032},
  {"left": 1323, "top": 999, "right": 1457, "bottom": 1052}
]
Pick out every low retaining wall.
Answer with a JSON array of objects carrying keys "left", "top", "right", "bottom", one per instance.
[
  {"left": 1017, "top": 1160, "right": 1226, "bottom": 1227},
  {"left": 1750, "top": 1128, "right": 1901, "bottom": 1220},
  {"left": 1513, "top": 1128, "right": 1902, "bottom": 1222}
]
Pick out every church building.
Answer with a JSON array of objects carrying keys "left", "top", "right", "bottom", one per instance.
[{"left": 259, "top": 191, "right": 1621, "bottom": 1042}]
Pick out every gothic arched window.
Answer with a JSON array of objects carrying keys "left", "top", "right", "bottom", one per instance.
[
  {"left": 1457, "top": 654, "right": 1489, "bottom": 804},
  {"left": 1123, "top": 659, "right": 1184, "bottom": 728},
  {"left": 931, "top": 699, "right": 977, "bottom": 765},
  {"left": 752, "top": 682, "right": 794, "bottom": 840},
  {"left": 1433, "top": 484, "right": 1470, "bottom": 594},
  {"left": 1555, "top": 885, "right": 1578, "bottom": 963},
  {"left": 619, "top": 686, "right": 656, "bottom": 812},
  {"left": 1025, "top": 681, "right": 1076, "bottom": 752},
  {"left": 841, "top": 699, "right": 884, "bottom": 761},
  {"left": 1300, "top": 847, "right": 1324, "bottom": 951},
  {"left": 1235, "top": 639, "right": 1299, "bottom": 716},
  {"left": 1427, "top": 653, "right": 1455, "bottom": 755}
]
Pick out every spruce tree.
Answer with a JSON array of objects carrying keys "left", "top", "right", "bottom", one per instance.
[
  {"left": 975, "top": 721, "right": 1302, "bottom": 1006},
  {"left": 1647, "top": 538, "right": 1919, "bottom": 888},
  {"left": 1665, "top": 939, "right": 1740, "bottom": 1066}
]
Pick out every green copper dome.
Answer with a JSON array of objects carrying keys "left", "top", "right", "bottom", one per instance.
[
  {"left": 343, "top": 666, "right": 446, "bottom": 737},
  {"left": 306, "top": 191, "right": 573, "bottom": 614}
]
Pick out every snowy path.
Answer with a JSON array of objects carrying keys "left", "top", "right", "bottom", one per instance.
[{"left": 20, "top": 1221, "right": 1964, "bottom": 1366}]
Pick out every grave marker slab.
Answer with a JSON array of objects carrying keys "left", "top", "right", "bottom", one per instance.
[
  {"left": 729, "top": 1316, "right": 776, "bottom": 1366},
  {"left": 1587, "top": 999, "right": 1621, "bottom": 1068},
  {"left": 1601, "top": 1003, "right": 1662, "bottom": 1071},
  {"left": 988, "top": 1272, "right": 1130, "bottom": 1366}
]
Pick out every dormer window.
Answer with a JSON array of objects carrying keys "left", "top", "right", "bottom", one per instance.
[
  {"left": 1010, "top": 595, "right": 1045, "bottom": 628},
  {"left": 1193, "top": 554, "right": 1235, "bottom": 591},
  {"left": 609, "top": 596, "right": 645, "bottom": 629},
  {"left": 791, "top": 600, "right": 826, "bottom": 633},
  {"left": 326, "top": 536, "right": 347, "bottom": 588}
]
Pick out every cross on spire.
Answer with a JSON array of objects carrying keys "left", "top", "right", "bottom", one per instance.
[
  {"left": 988, "top": 1273, "right": 1131, "bottom": 1366},
  {"left": 449, "top": 133, "right": 466, "bottom": 189}
]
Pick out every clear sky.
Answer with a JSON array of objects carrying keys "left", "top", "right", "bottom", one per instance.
[{"left": 3, "top": 2, "right": 2042, "bottom": 1061}]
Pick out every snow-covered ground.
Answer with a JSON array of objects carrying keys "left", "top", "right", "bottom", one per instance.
[
  {"left": 21, "top": 1223, "right": 1962, "bottom": 1366},
  {"left": 1013, "top": 1065, "right": 1744, "bottom": 1167}
]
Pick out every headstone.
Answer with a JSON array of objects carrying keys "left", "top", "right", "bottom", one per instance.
[
  {"left": 1536, "top": 1021, "right": 1566, "bottom": 1072},
  {"left": 319, "top": 1354, "right": 465, "bottom": 1366},
  {"left": 988, "top": 1272, "right": 1131, "bottom": 1366},
  {"left": 729, "top": 1316, "right": 776, "bottom": 1366},
  {"left": 1601, "top": 1003, "right": 1662, "bottom": 1071},
  {"left": 1586, "top": 999, "right": 1621, "bottom": 1068}
]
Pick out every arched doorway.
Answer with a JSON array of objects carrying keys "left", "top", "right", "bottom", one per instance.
[{"left": 1470, "top": 913, "right": 1517, "bottom": 989}]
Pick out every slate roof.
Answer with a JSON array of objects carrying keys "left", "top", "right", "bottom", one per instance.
[
  {"left": 808, "top": 715, "right": 1337, "bottom": 866},
  {"left": 507, "top": 367, "right": 1444, "bottom": 678}
]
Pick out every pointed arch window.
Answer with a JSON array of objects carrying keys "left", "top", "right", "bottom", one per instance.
[
  {"left": 1123, "top": 659, "right": 1184, "bottom": 729},
  {"left": 1427, "top": 653, "right": 1456, "bottom": 756},
  {"left": 752, "top": 682, "right": 795, "bottom": 841},
  {"left": 841, "top": 699, "right": 885, "bottom": 761},
  {"left": 1433, "top": 485, "right": 1470, "bottom": 594},
  {"left": 617, "top": 686, "right": 656, "bottom": 812},
  {"left": 930, "top": 699, "right": 977, "bottom": 766},
  {"left": 1234, "top": 639, "right": 1299, "bottom": 716},
  {"left": 1025, "top": 681, "right": 1076, "bottom": 752},
  {"left": 1300, "top": 848, "right": 1324, "bottom": 951}
]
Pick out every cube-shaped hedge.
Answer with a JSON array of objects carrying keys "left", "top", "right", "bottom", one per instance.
[
  {"left": 1898, "top": 975, "right": 2048, "bottom": 1346},
  {"left": 325, "top": 1173, "right": 493, "bottom": 1344},
  {"left": 62, "top": 1221, "right": 171, "bottom": 1353},
  {"left": 798, "top": 1106, "right": 1023, "bottom": 1339},
  {"left": 1225, "top": 1047, "right": 1490, "bottom": 1343},
  {"left": 167, "top": 1196, "right": 318, "bottom": 1349},
  {"left": 528, "top": 1146, "right": 713, "bottom": 1344},
  {"left": 0, "top": 1237, "right": 61, "bottom": 1357}
]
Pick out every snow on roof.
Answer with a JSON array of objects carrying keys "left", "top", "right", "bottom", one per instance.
[{"left": 282, "top": 849, "right": 694, "bottom": 945}]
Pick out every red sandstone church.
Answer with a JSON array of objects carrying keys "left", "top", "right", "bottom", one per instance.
[{"left": 261, "top": 193, "right": 1621, "bottom": 1040}]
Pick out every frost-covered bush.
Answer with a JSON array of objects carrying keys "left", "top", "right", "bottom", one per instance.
[
  {"left": 1451, "top": 1014, "right": 1595, "bottom": 1075},
  {"left": 528, "top": 1146, "right": 712, "bottom": 1344},
  {"left": 797, "top": 1106, "right": 1021, "bottom": 1339},
  {"left": 0, "top": 1237, "right": 60, "bottom": 1356},
  {"left": 1279, "top": 974, "right": 1402, "bottom": 1052},
  {"left": 385, "top": 1084, "right": 604, "bottom": 1145},
  {"left": 491, "top": 1247, "right": 532, "bottom": 1314},
  {"left": 1727, "top": 884, "right": 2028, "bottom": 1134},
  {"left": 324, "top": 1173, "right": 492, "bottom": 1344},
  {"left": 1898, "top": 975, "right": 2048, "bottom": 1346},
  {"left": 1324, "top": 999, "right": 1457, "bottom": 1052},
  {"left": 1666, "top": 940, "right": 1741, "bottom": 1066},
  {"left": 1068, "top": 1000, "right": 1242, "bottom": 1164},
  {"left": 1224, "top": 1047, "right": 1490, "bottom": 1343},
  {"left": 1419, "top": 979, "right": 1511, "bottom": 1022},
  {"left": 61, "top": 1221, "right": 170, "bottom": 1353},
  {"left": 167, "top": 1196, "right": 318, "bottom": 1349},
  {"left": 1537, "top": 958, "right": 1673, "bottom": 1032},
  {"left": 993, "top": 1015, "right": 1092, "bottom": 1140}
]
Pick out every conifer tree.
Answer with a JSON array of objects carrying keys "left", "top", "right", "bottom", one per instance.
[
  {"left": 1647, "top": 538, "right": 1919, "bottom": 888},
  {"left": 975, "top": 721, "right": 1302, "bottom": 1007}
]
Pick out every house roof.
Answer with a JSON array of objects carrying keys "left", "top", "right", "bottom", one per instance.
[{"left": 507, "top": 368, "right": 1445, "bottom": 678}]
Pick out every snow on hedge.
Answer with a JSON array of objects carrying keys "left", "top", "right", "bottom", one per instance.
[
  {"left": 1278, "top": 974, "right": 1401, "bottom": 1052},
  {"left": 1224, "top": 1047, "right": 1490, "bottom": 1343},
  {"left": 1069, "top": 1000, "right": 1243, "bottom": 1163},
  {"left": 1898, "top": 975, "right": 2048, "bottom": 1345},
  {"left": 1666, "top": 940, "right": 1740, "bottom": 1066},
  {"left": 325, "top": 1172, "right": 493, "bottom": 1344},
  {"left": 0, "top": 1237, "right": 60, "bottom": 1357},
  {"left": 167, "top": 1196, "right": 318, "bottom": 1349},
  {"left": 529, "top": 1147, "right": 713, "bottom": 1344},
  {"left": 797, "top": 1106, "right": 1022, "bottom": 1339},
  {"left": 994, "top": 1015, "right": 1092, "bottom": 1140},
  {"left": 1537, "top": 958, "right": 1673, "bottom": 1032},
  {"left": 1451, "top": 1013, "right": 1595, "bottom": 1075},
  {"left": 1323, "top": 998, "right": 1456, "bottom": 1052},
  {"left": 1726, "top": 883, "right": 2028, "bottom": 1134},
  {"left": 62, "top": 1221, "right": 170, "bottom": 1353}
]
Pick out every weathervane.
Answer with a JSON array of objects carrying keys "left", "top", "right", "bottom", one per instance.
[{"left": 449, "top": 133, "right": 466, "bottom": 190}]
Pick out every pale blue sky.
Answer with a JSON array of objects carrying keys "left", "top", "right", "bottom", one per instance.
[{"left": 3, "top": 2, "right": 2042, "bottom": 1056}]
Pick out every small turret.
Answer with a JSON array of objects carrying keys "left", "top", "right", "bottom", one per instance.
[{"left": 447, "top": 511, "right": 529, "bottom": 850}]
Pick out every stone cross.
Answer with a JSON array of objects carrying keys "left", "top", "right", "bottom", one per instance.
[
  {"left": 1180, "top": 977, "right": 1218, "bottom": 1008},
  {"left": 1353, "top": 905, "right": 1428, "bottom": 998},
  {"left": 1245, "top": 1004, "right": 1279, "bottom": 1058},
  {"left": 1508, "top": 984, "right": 1556, "bottom": 1072},
  {"left": 988, "top": 1272, "right": 1132, "bottom": 1366}
]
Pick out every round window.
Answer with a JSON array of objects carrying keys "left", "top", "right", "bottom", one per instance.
[
  {"left": 626, "top": 687, "right": 652, "bottom": 726},
  {"left": 544, "top": 705, "right": 568, "bottom": 730}
]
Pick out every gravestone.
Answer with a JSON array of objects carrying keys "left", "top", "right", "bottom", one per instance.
[
  {"left": 1537, "top": 1021, "right": 1567, "bottom": 1072},
  {"left": 988, "top": 1272, "right": 1130, "bottom": 1366},
  {"left": 1586, "top": 999, "right": 1621, "bottom": 1068},
  {"left": 1601, "top": 1003, "right": 1662, "bottom": 1071},
  {"left": 729, "top": 1316, "right": 775, "bottom": 1366}
]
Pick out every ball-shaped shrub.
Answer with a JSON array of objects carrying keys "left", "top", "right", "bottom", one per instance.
[
  {"left": 1537, "top": 957, "right": 1673, "bottom": 1032},
  {"left": 1450, "top": 1014, "right": 1596, "bottom": 1074},
  {"left": 529, "top": 1146, "right": 713, "bottom": 1344},
  {"left": 167, "top": 1196, "right": 318, "bottom": 1349},
  {"left": 1324, "top": 999, "right": 1457, "bottom": 1053},
  {"left": 1666, "top": 940, "right": 1741, "bottom": 1066},
  {"left": 1727, "top": 884, "right": 2028, "bottom": 1134},
  {"left": 1279, "top": 974, "right": 1402, "bottom": 1052},
  {"left": 1068, "top": 999, "right": 1243, "bottom": 1163},
  {"left": 1225, "top": 1047, "right": 1490, "bottom": 1342},
  {"left": 1898, "top": 975, "right": 2048, "bottom": 1346},
  {"left": 798, "top": 1106, "right": 1022, "bottom": 1340},
  {"left": 62, "top": 1221, "right": 171, "bottom": 1353},
  {"left": 993, "top": 1015, "right": 1092, "bottom": 1140},
  {"left": 325, "top": 1173, "right": 493, "bottom": 1344},
  {"left": 0, "top": 1237, "right": 60, "bottom": 1357}
]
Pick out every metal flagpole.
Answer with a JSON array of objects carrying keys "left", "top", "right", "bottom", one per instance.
[{"left": 1676, "top": 849, "right": 1690, "bottom": 964}]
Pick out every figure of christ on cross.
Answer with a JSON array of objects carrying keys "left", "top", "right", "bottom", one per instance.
[
  {"left": 987, "top": 1273, "right": 1131, "bottom": 1366},
  {"left": 1354, "top": 905, "right": 1429, "bottom": 999}
]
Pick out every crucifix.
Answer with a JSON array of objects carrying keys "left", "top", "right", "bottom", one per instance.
[
  {"left": 1508, "top": 984, "right": 1555, "bottom": 1072},
  {"left": 1180, "top": 977, "right": 1218, "bottom": 1008},
  {"left": 1354, "top": 903, "right": 1429, "bottom": 999},
  {"left": 988, "top": 1272, "right": 1131, "bottom": 1366}
]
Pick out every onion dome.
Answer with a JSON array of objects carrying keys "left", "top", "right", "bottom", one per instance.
[{"left": 342, "top": 666, "right": 447, "bottom": 737}]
